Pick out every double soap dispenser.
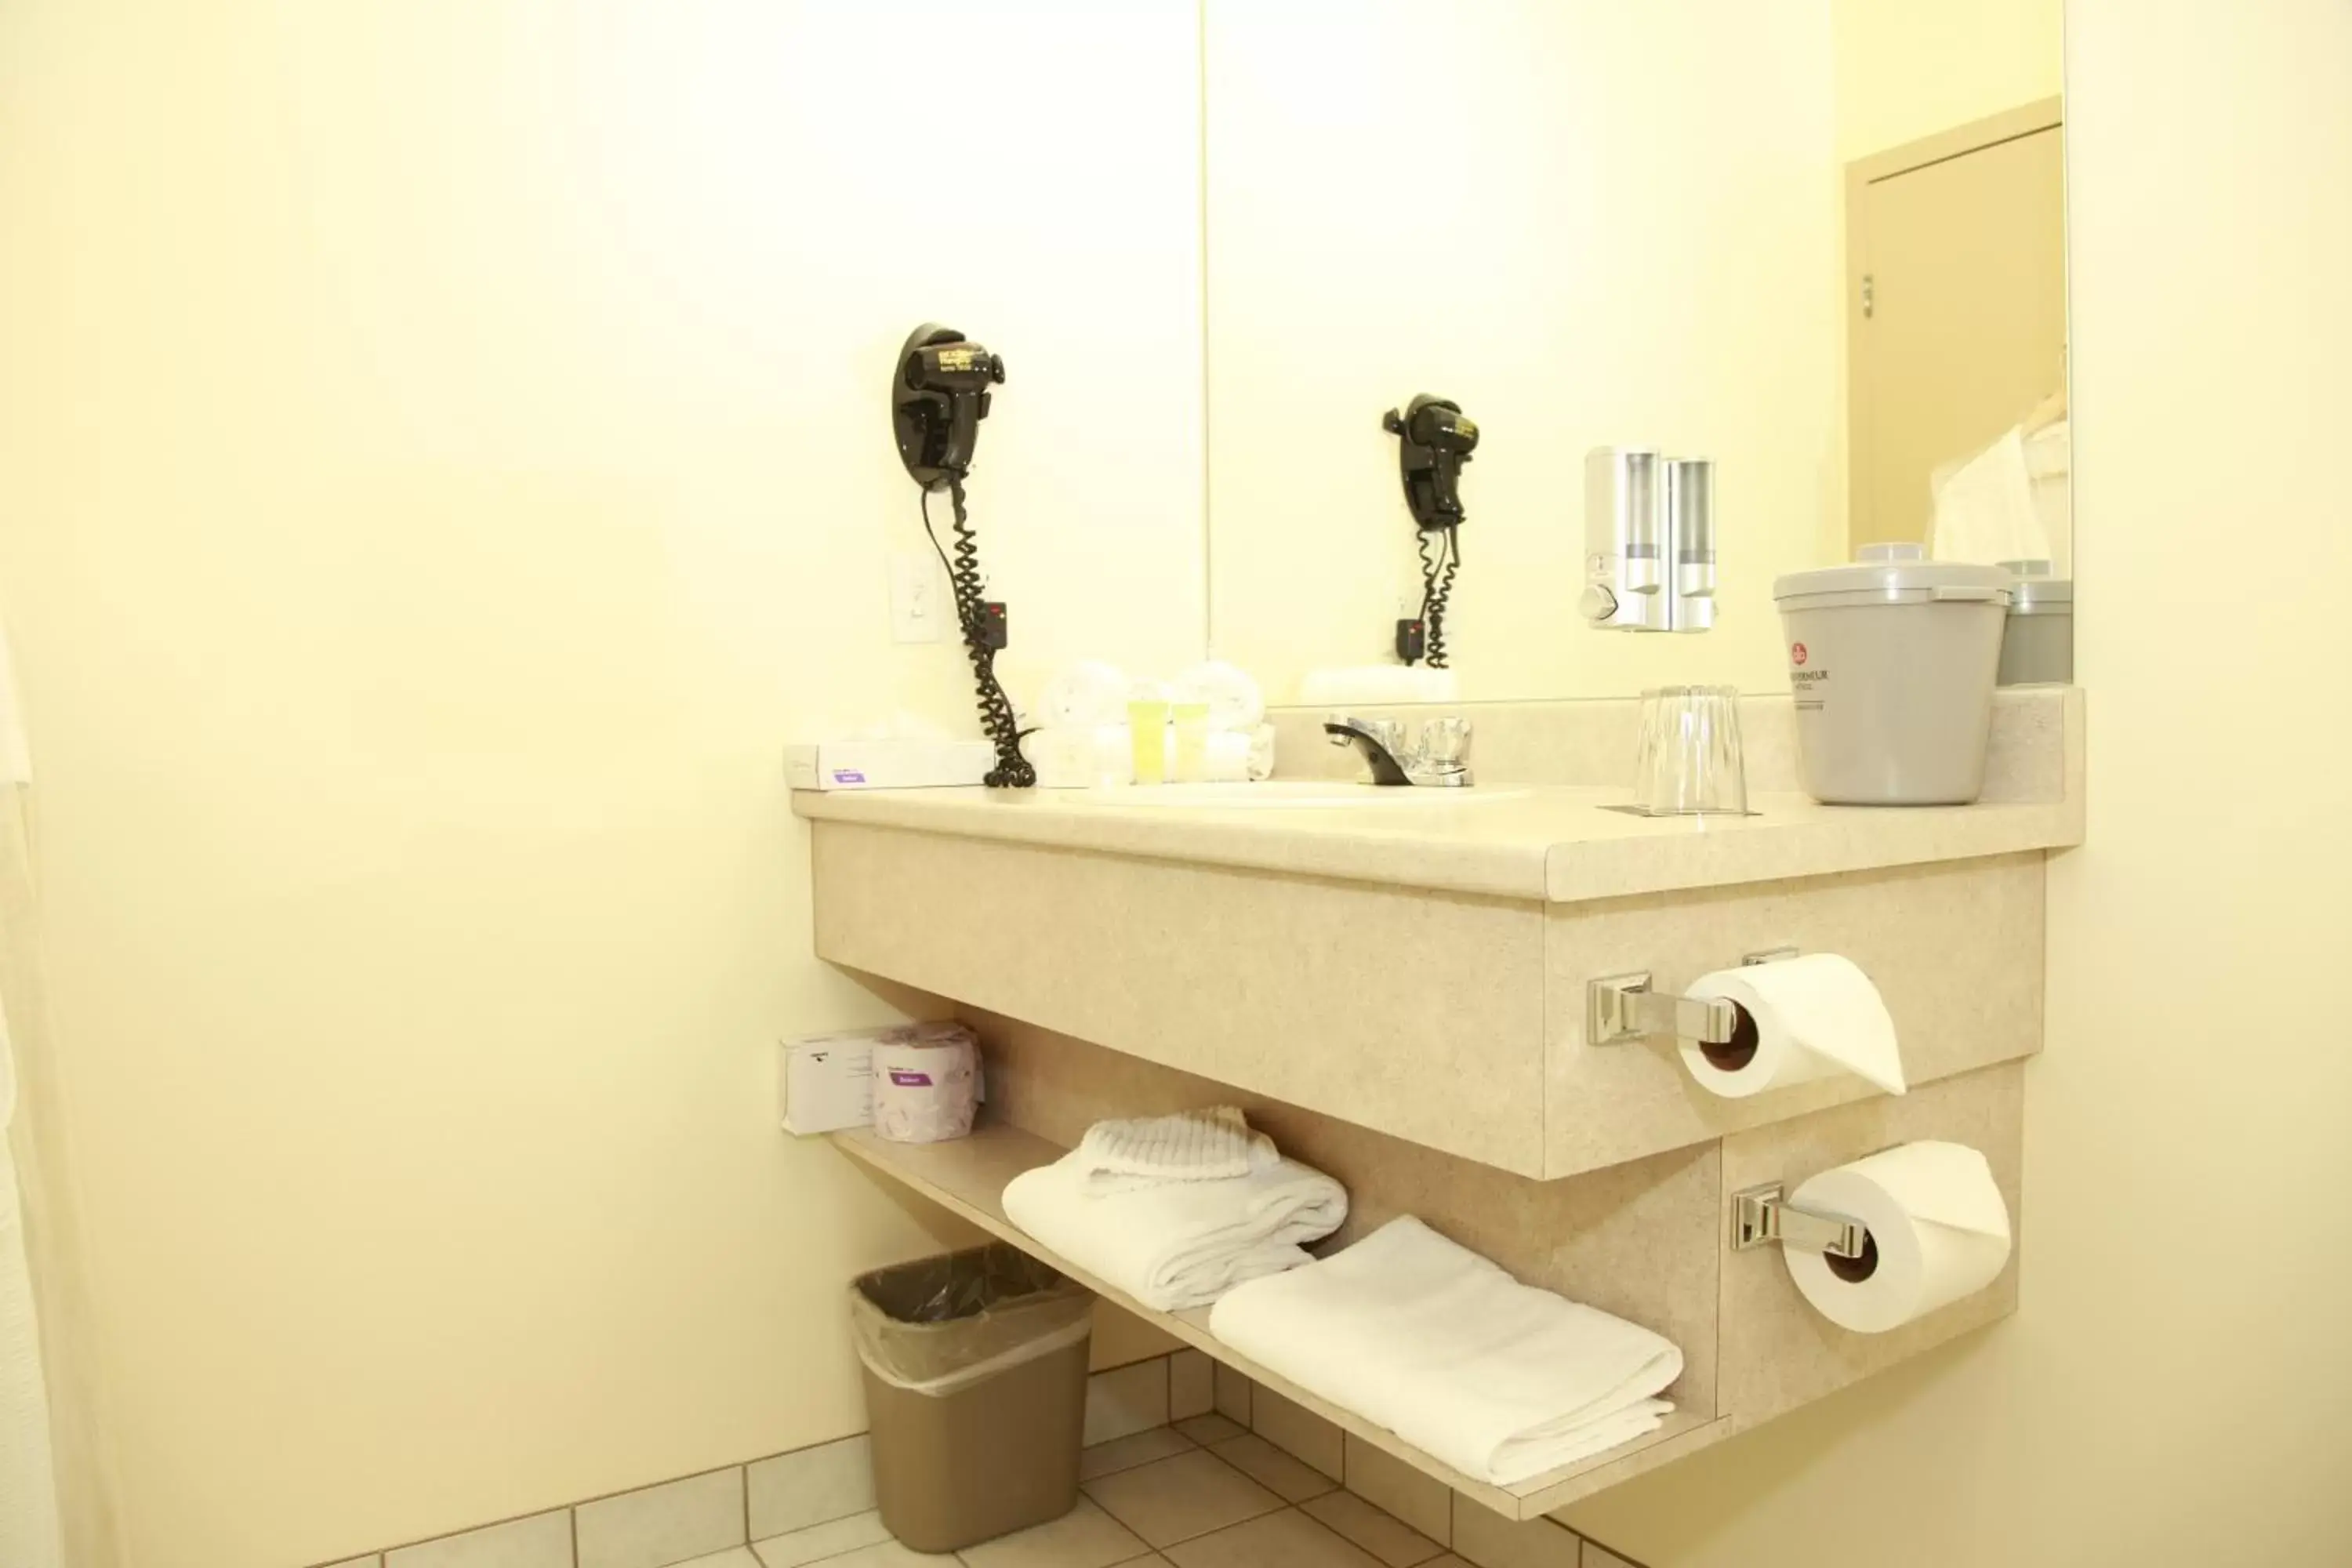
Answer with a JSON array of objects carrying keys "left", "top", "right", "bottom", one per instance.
[{"left": 1579, "top": 447, "right": 1716, "bottom": 633}]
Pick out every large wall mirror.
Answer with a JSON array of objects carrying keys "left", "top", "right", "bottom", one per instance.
[{"left": 1202, "top": 2, "right": 2067, "bottom": 703}]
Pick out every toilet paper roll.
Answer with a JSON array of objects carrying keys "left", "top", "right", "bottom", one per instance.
[
  {"left": 872, "top": 1027, "right": 980, "bottom": 1145},
  {"left": 1036, "top": 661, "right": 1130, "bottom": 729},
  {"left": 1677, "top": 953, "right": 1906, "bottom": 1099},
  {"left": 1171, "top": 661, "right": 1266, "bottom": 731},
  {"left": 1782, "top": 1141, "right": 2012, "bottom": 1334}
]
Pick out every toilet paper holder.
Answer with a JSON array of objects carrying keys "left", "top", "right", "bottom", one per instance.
[
  {"left": 1587, "top": 946, "right": 1797, "bottom": 1047},
  {"left": 1730, "top": 1182, "right": 1871, "bottom": 1261}
]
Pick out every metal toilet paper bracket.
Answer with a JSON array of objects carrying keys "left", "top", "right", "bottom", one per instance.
[
  {"left": 1586, "top": 946, "right": 1798, "bottom": 1047},
  {"left": 1730, "top": 1183, "right": 1871, "bottom": 1261}
]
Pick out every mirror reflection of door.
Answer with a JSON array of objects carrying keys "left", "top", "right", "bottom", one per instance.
[{"left": 1847, "top": 100, "right": 2067, "bottom": 555}]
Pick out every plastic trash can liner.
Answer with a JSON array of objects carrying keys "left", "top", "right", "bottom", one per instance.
[
  {"left": 850, "top": 1245, "right": 1093, "bottom": 1396},
  {"left": 849, "top": 1243, "right": 1096, "bottom": 1553}
]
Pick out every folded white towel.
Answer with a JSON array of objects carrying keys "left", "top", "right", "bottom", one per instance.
[
  {"left": 1208, "top": 1217, "right": 1682, "bottom": 1486},
  {"left": 1002, "top": 1148, "right": 1347, "bottom": 1312},
  {"left": 1074, "top": 1107, "right": 1276, "bottom": 1194}
]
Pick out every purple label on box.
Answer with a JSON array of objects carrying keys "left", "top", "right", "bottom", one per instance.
[
  {"left": 833, "top": 768, "right": 867, "bottom": 784},
  {"left": 887, "top": 1069, "right": 935, "bottom": 1087}
]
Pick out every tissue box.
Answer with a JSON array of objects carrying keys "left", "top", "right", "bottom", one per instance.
[
  {"left": 784, "top": 739, "right": 996, "bottom": 791},
  {"left": 779, "top": 1031, "right": 880, "bottom": 1136}
]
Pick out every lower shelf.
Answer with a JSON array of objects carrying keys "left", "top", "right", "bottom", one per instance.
[{"left": 829, "top": 1122, "right": 1733, "bottom": 1520}]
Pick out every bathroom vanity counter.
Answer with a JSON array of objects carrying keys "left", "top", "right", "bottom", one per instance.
[
  {"left": 790, "top": 777, "right": 2079, "bottom": 905},
  {"left": 793, "top": 691, "right": 2078, "bottom": 1180}
]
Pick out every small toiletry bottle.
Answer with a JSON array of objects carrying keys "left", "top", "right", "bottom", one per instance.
[
  {"left": 1127, "top": 685, "right": 1171, "bottom": 786},
  {"left": 1171, "top": 699, "right": 1211, "bottom": 783}
]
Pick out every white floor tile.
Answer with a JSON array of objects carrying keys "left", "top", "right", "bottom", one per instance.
[
  {"left": 1168, "top": 1352, "right": 1215, "bottom": 1422},
  {"left": 1301, "top": 1492, "right": 1443, "bottom": 1568},
  {"left": 750, "top": 1436, "right": 877, "bottom": 1541},
  {"left": 1083, "top": 1451, "right": 1283, "bottom": 1550},
  {"left": 1341, "top": 1439, "right": 1449, "bottom": 1545},
  {"left": 793, "top": 1541, "right": 953, "bottom": 1568},
  {"left": 576, "top": 1467, "right": 746, "bottom": 1568},
  {"left": 1247, "top": 1391, "right": 1342, "bottom": 1482},
  {"left": 386, "top": 1511, "right": 572, "bottom": 1568},
  {"left": 1085, "top": 1362, "right": 1172, "bottom": 1446},
  {"left": 959, "top": 1497, "right": 1148, "bottom": 1568},
  {"left": 1081, "top": 1428, "right": 1197, "bottom": 1482},
  {"left": 753, "top": 1510, "right": 895, "bottom": 1568},
  {"left": 1162, "top": 1508, "right": 1381, "bottom": 1568},
  {"left": 1207, "top": 1435, "right": 1338, "bottom": 1504},
  {"left": 1212, "top": 1367, "right": 1251, "bottom": 1428}
]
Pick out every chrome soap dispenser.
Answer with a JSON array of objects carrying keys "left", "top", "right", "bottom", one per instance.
[
  {"left": 1580, "top": 446, "right": 1717, "bottom": 633},
  {"left": 1666, "top": 456, "right": 1715, "bottom": 633}
]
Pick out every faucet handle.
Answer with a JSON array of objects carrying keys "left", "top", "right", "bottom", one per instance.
[{"left": 1417, "top": 716, "right": 1473, "bottom": 768}]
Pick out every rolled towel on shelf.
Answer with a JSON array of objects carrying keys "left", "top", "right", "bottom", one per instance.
[
  {"left": 1208, "top": 1216, "right": 1682, "bottom": 1486},
  {"left": 1073, "top": 1106, "right": 1277, "bottom": 1194},
  {"left": 1002, "top": 1143, "right": 1347, "bottom": 1312}
]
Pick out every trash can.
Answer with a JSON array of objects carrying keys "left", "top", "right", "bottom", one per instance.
[
  {"left": 850, "top": 1243, "right": 1095, "bottom": 1553},
  {"left": 1773, "top": 544, "right": 2014, "bottom": 804}
]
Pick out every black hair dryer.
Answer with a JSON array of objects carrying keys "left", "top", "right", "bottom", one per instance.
[
  {"left": 889, "top": 323, "right": 1032, "bottom": 787},
  {"left": 893, "top": 324, "right": 1007, "bottom": 488},
  {"left": 1382, "top": 394, "right": 1478, "bottom": 666}
]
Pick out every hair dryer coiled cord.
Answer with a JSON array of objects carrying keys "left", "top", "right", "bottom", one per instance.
[
  {"left": 924, "top": 470, "right": 1034, "bottom": 787},
  {"left": 1418, "top": 524, "right": 1460, "bottom": 670}
]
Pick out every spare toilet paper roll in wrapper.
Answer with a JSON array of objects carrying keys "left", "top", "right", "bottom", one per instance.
[
  {"left": 1782, "top": 1141, "right": 2013, "bottom": 1334},
  {"left": 872, "top": 1025, "right": 980, "bottom": 1145},
  {"left": 1677, "top": 953, "right": 1906, "bottom": 1099}
]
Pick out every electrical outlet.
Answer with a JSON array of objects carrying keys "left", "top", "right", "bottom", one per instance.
[{"left": 889, "top": 550, "right": 945, "bottom": 643}]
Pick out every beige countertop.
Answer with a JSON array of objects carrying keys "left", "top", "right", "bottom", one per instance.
[{"left": 790, "top": 779, "right": 2082, "bottom": 903}]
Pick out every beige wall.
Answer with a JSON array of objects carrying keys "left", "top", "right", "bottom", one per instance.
[
  {"left": 1203, "top": 2, "right": 1846, "bottom": 703},
  {"left": 1833, "top": 0, "right": 2063, "bottom": 159},
  {"left": 0, "top": 3, "right": 1203, "bottom": 1565},
  {"left": 1562, "top": 3, "right": 2352, "bottom": 1563}
]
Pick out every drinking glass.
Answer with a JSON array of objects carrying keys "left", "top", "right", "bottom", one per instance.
[{"left": 1634, "top": 685, "right": 1748, "bottom": 815}]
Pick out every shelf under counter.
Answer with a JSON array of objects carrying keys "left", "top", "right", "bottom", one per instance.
[{"left": 829, "top": 1121, "right": 1734, "bottom": 1521}]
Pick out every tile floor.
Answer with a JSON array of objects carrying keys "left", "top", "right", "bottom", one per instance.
[
  {"left": 332, "top": 1355, "right": 1638, "bottom": 1568},
  {"left": 724, "top": 1421, "right": 1612, "bottom": 1568}
]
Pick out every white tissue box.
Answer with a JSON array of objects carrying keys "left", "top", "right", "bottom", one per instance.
[
  {"left": 783, "top": 739, "right": 996, "bottom": 791},
  {"left": 779, "top": 1031, "right": 880, "bottom": 1135}
]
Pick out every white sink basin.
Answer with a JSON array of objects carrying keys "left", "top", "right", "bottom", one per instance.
[{"left": 1060, "top": 781, "right": 1526, "bottom": 809}]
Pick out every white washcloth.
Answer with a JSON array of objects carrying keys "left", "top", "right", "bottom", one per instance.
[
  {"left": 1003, "top": 1148, "right": 1347, "bottom": 1311},
  {"left": 1074, "top": 1107, "right": 1276, "bottom": 1194},
  {"left": 1208, "top": 1217, "right": 1682, "bottom": 1486}
]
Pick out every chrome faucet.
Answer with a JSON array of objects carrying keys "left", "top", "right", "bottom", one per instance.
[{"left": 1323, "top": 715, "right": 1475, "bottom": 787}]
